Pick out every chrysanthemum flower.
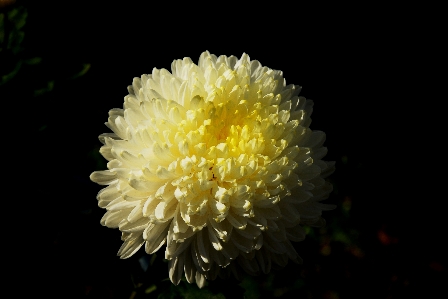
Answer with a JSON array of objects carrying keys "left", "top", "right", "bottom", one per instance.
[{"left": 90, "top": 51, "right": 335, "bottom": 288}]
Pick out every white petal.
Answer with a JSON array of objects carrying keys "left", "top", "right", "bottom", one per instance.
[
  {"left": 127, "top": 202, "right": 144, "bottom": 223},
  {"left": 270, "top": 252, "right": 289, "bottom": 268},
  {"left": 234, "top": 222, "right": 261, "bottom": 240},
  {"left": 143, "top": 221, "right": 170, "bottom": 243},
  {"left": 256, "top": 249, "right": 270, "bottom": 274},
  {"left": 196, "top": 229, "right": 210, "bottom": 263},
  {"left": 285, "top": 225, "right": 306, "bottom": 242},
  {"left": 263, "top": 234, "right": 286, "bottom": 254},
  {"left": 195, "top": 272, "right": 206, "bottom": 289},
  {"left": 168, "top": 256, "right": 184, "bottom": 285},
  {"left": 184, "top": 250, "right": 196, "bottom": 283},
  {"left": 128, "top": 178, "right": 162, "bottom": 193},
  {"left": 144, "top": 231, "right": 167, "bottom": 254},
  {"left": 172, "top": 209, "right": 188, "bottom": 234},
  {"left": 100, "top": 209, "right": 132, "bottom": 228},
  {"left": 106, "top": 197, "right": 138, "bottom": 211},
  {"left": 97, "top": 183, "right": 119, "bottom": 208},
  {"left": 98, "top": 133, "right": 120, "bottom": 144},
  {"left": 237, "top": 255, "right": 259, "bottom": 275},
  {"left": 166, "top": 219, "right": 193, "bottom": 257},
  {"left": 119, "top": 217, "right": 150, "bottom": 232},
  {"left": 99, "top": 145, "right": 114, "bottom": 161},
  {"left": 191, "top": 239, "right": 211, "bottom": 272},
  {"left": 90, "top": 171, "right": 117, "bottom": 185},
  {"left": 254, "top": 205, "right": 281, "bottom": 220},
  {"left": 208, "top": 218, "right": 232, "bottom": 242},
  {"left": 207, "top": 225, "right": 222, "bottom": 251},
  {"left": 117, "top": 232, "right": 144, "bottom": 259},
  {"left": 231, "top": 230, "right": 254, "bottom": 253},
  {"left": 279, "top": 203, "right": 301, "bottom": 224},
  {"left": 297, "top": 164, "right": 321, "bottom": 181},
  {"left": 204, "top": 263, "right": 220, "bottom": 281},
  {"left": 221, "top": 240, "right": 239, "bottom": 260},
  {"left": 226, "top": 211, "right": 247, "bottom": 229}
]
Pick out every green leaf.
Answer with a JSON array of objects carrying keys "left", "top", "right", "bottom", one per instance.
[
  {"left": 145, "top": 284, "right": 157, "bottom": 294},
  {"left": 0, "top": 13, "right": 4, "bottom": 44},
  {"left": 0, "top": 60, "right": 22, "bottom": 85},
  {"left": 3, "top": 7, "right": 26, "bottom": 54},
  {"left": 34, "top": 80, "right": 54, "bottom": 96},
  {"left": 13, "top": 10, "right": 27, "bottom": 30},
  {"left": 69, "top": 63, "right": 90, "bottom": 79},
  {"left": 7, "top": 28, "right": 24, "bottom": 53},
  {"left": 24, "top": 57, "right": 42, "bottom": 65},
  {"left": 7, "top": 7, "right": 27, "bottom": 30},
  {"left": 239, "top": 276, "right": 261, "bottom": 299},
  {"left": 156, "top": 280, "right": 227, "bottom": 299},
  {"left": 333, "top": 230, "right": 351, "bottom": 244},
  {"left": 13, "top": 31, "right": 24, "bottom": 53},
  {"left": 7, "top": 7, "right": 19, "bottom": 20}
]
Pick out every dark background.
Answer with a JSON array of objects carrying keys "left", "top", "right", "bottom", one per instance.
[{"left": 2, "top": 1, "right": 444, "bottom": 298}]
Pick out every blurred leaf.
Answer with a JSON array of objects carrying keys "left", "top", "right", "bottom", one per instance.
[
  {"left": 7, "top": 6, "right": 26, "bottom": 30},
  {"left": 156, "top": 280, "right": 226, "bottom": 299},
  {"left": 70, "top": 63, "right": 90, "bottom": 79},
  {"left": 178, "top": 283, "right": 226, "bottom": 299},
  {"left": 5, "top": 7, "right": 26, "bottom": 54},
  {"left": 303, "top": 225, "right": 316, "bottom": 238},
  {"left": 69, "top": 63, "right": 90, "bottom": 79},
  {"left": 239, "top": 276, "right": 260, "bottom": 299},
  {"left": 333, "top": 230, "right": 351, "bottom": 244},
  {"left": 0, "top": 13, "right": 4, "bottom": 44},
  {"left": 6, "top": 5, "right": 18, "bottom": 20},
  {"left": 7, "top": 28, "right": 24, "bottom": 53},
  {"left": 0, "top": 5, "right": 88, "bottom": 98},
  {"left": 145, "top": 284, "right": 157, "bottom": 294},
  {"left": 0, "top": 59, "right": 21, "bottom": 85},
  {"left": 34, "top": 80, "right": 54, "bottom": 96},
  {"left": 24, "top": 56, "right": 41, "bottom": 65}
]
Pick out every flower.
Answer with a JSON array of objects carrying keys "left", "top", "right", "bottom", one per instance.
[{"left": 90, "top": 51, "right": 335, "bottom": 288}]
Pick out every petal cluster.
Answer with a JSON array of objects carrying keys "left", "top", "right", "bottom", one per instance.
[{"left": 90, "top": 51, "right": 334, "bottom": 288}]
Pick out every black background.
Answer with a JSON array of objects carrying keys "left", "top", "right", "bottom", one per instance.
[{"left": 3, "top": 1, "right": 444, "bottom": 298}]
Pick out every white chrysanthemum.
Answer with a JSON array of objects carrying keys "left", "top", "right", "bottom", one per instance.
[{"left": 90, "top": 51, "right": 334, "bottom": 288}]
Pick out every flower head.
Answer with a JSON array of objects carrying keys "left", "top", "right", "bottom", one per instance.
[{"left": 90, "top": 51, "right": 335, "bottom": 288}]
